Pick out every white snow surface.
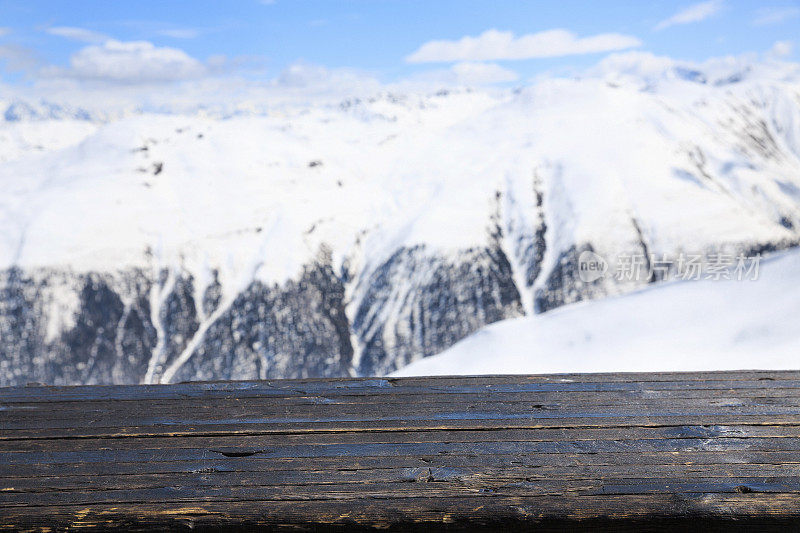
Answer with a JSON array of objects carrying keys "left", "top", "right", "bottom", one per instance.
[
  {"left": 393, "top": 248, "right": 800, "bottom": 376},
  {"left": 1, "top": 51, "right": 800, "bottom": 354}
]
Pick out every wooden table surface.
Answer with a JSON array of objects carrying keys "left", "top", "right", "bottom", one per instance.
[{"left": 2, "top": 371, "right": 800, "bottom": 531}]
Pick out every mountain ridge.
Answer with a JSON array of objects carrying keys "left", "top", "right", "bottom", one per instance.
[{"left": 1, "top": 53, "right": 799, "bottom": 385}]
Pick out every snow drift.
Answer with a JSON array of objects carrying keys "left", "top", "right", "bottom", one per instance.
[{"left": 394, "top": 248, "right": 800, "bottom": 376}]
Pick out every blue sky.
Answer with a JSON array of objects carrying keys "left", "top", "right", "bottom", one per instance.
[{"left": 0, "top": 0, "right": 798, "bottom": 87}]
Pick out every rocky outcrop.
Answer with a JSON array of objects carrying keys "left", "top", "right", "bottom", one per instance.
[{"left": 0, "top": 243, "right": 525, "bottom": 385}]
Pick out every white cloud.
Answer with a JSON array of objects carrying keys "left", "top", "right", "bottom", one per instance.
[
  {"left": 654, "top": 0, "right": 724, "bottom": 30},
  {"left": 591, "top": 49, "right": 795, "bottom": 89},
  {"left": 0, "top": 27, "right": 11, "bottom": 37},
  {"left": 21, "top": 61, "right": 381, "bottom": 115},
  {"left": 46, "top": 26, "right": 109, "bottom": 44},
  {"left": 591, "top": 51, "right": 681, "bottom": 81},
  {"left": 406, "top": 29, "right": 641, "bottom": 63},
  {"left": 158, "top": 28, "right": 200, "bottom": 39},
  {"left": 408, "top": 61, "right": 519, "bottom": 86},
  {"left": 0, "top": 44, "right": 38, "bottom": 72},
  {"left": 753, "top": 7, "right": 800, "bottom": 26},
  {"left": 450, "top": 62, "right": 519, "bottom": 84},
  {"left": 52, "top": 40, "right": 207, "bottom": 83},
  {"left": 8, "top": 49, "right": 800, "bottom": 120},
  {"left": 275, "top": 61, "right": 379, "bottom": 92},
  {"left": 769, "top": 40, "right": 793, "bottom": 58}
]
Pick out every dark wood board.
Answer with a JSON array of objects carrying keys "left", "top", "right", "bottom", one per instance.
[{"left": 3, "top": 371, "right": 800, "bottom": 531}]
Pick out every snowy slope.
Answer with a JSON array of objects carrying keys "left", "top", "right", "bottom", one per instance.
[
  {"left": 394, "top": 247, "right": 800, "bottom": 376},
  {"left": 1, "top": 53, "right": 800, "bottom": 385},
  {"left": 3, "top": 59, "right": 800, "bottom": 279}
]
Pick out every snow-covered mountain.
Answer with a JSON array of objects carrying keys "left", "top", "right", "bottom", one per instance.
[
  {"left": 1, "top": 53, "right": 799, "bottom": 385},
  {"left": 394, "top": 247, "right": 800, "bottom": 377}
]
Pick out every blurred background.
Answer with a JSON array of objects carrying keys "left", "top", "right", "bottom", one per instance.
[{"left": 1, "top": 0, "right": 799, "bottom": 385}]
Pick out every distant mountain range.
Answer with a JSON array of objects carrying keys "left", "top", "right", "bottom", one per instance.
[{"left": 1, "top": 53, "right": 799, "bottom": 385}]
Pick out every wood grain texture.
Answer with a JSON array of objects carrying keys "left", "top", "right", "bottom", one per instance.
[{"left": 2, "top": 371, "right": 800, "bottom": 531}]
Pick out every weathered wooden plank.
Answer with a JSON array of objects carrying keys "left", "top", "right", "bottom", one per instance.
[
  {"left": 4, "top": 388, "right": 800, "bottom": 425},
  {"left": 3, "top": 450, "right": 800, "bottom": 480},
  {"left": 3, "top": 495, "right": 800, "bottom": 532},
  {"left": 8, "top": 403, "right": 800, "bottom": 433},
  {"left": 3, "top": 437, "right": 800, "bottom": 467},
  {"left": 6, "top": 477, "right": 800, "bottom": 509},
  {"left": 2, "top": 371, "right": 800, "bottom": 530},
  {"left": 5, "top": 398, "right": 800, "bottom": 426},
  {"left": 3, "top": 447, "right": 800, "bottom": 480},
  {"left": 5, "top": 391, "right": 800, "bottom": 419},
  {"left": 4, "top": 370, "right": 800, "bottom": 403},
  {"left": 4, "top": 424, "right": 799, "bottom": 453},
  {"left": 6, "top": 464, "right": 800, "bottom": 494},
  {"left": 8, "top": 415, "right": 800, "bottom": 441}
]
